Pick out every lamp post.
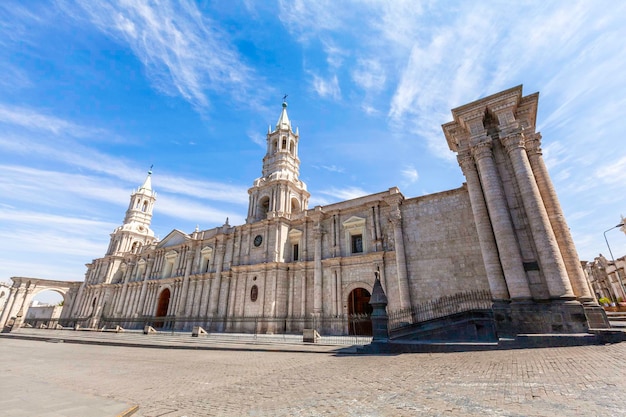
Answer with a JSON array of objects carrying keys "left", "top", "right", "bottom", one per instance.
[{"left": 604, "top": 223, "right": 626, "bottom": 301}]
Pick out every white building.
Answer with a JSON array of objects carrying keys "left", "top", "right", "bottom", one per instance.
[{"left": 1, "top": 86, "right": 609, "bottom": 338}]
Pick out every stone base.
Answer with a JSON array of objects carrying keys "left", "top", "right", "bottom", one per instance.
[
  {"left": 582, "top": 304, "right": 611, "bottom": 329},
  {"left": 493, "top": 299, "right": 589, "bottom": 336}
]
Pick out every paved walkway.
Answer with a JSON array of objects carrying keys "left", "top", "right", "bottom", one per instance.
[{"left": 1, "top": 333, "right": 626, "bottom": 416}]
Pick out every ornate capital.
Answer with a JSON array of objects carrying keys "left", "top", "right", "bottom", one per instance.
[
  {"left": 470, "top": 139, "right": 493, "bottom": 161},
  {"left": 457, "top": 150, "right": 476, "bottom": 174},
  {"left": 500, "top": 132, "right": 525, "bottom": 154},
  {"left": 524, "top": 132, "right": 542, "bottom": 156}
]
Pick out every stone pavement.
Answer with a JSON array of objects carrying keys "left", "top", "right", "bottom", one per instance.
[
  {"left": 1, "top": 336, "right": 626, "bottom": 416},
  {"left": 0, "top": 369, "right": 136, "bottom": 417}
]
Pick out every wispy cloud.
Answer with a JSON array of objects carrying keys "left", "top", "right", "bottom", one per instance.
[
  {"left": 0, "top": 104, "right": 111, "bottom": 139},
  {"left": 401, "top": 166, "right": 419, "bottom": 184},
  {"left": 311, "top": 73, "right": 341, "bottom": 100},
  {"left": 59, "top": 0, "right": 263, "bottom": 111},
  {"left": 595, "top": 156, "right": 626, "bottom": 185},
  {"left": 312, "top": 164, "right": 344, "bottom": 173},
  {"left": 318, "top": 186, "right": 369, "bottom": 202}
]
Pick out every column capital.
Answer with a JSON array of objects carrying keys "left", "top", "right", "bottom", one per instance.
[
  {"left": 470, "top": 138, "right": 493, "bottom": 161},
  {"left": 524, "top": 132, "right": 543, "bottom": 155},
  {"left": 500, "top": 132, "right": 525, "bottom": 154},
  {"left": 457, "top": 150, "right": 477, "bottom": 174}
]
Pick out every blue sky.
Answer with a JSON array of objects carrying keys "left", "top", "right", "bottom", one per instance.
[{"left": 2, "top": 1, "right": 626, "bottom": 303}]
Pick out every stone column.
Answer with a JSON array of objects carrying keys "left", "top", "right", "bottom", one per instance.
[
  {"left": 525, "top": 133, "right": 593, "bottom": 302},
  {"left": 471, "top": 138, "right": 532, "bottom": 299},
  {"left": 177, "top": 251, "right": 196, "bottom": 315},
  {"left": 135, "top": 259, "right": 154, "bottom": 316},
  {"left": 0, "top": 284, "right": 19, "bottom": 328},
  {"left": 457, "top": 150, "right": 509, "bottom": 300},
  {"left": 116, "top": 272, "right": 132, "bottom": 315},
  {"left": 209, "top": 242, "right": 226, "bottom": 316},
  {"left": 313, "top": 223, "right": 323, "bottom": 315},
  {"left": 501, "top": 132, "right": 575, "bottom": 300},
  {"left": 389, "top": 206, "right": 411, "bottom": 309}
]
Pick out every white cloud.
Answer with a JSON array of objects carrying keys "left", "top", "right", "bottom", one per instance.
[
  {"left": 247, "top": 129, "right": 266, "bottom": 148},
  {"left": 60, "top": 0, "right": 263, "bottom": 111},
  {"left": 352, "top": 58, "right": 386, "bottom": 92},
  {"left": 595, "top": 156, "right": 626, "bottom": 185},
  {"left": 401, "top": 166, "right": 419, "bottom": 184},
  {"left": 318, "top": 186, "right": 369, "bottom": 202},
  {"left": 0, "top": 104, "right": 110, "bottom": 139},
  {"left": 311, "top": 73, "right": 341, "bottom": 100}
]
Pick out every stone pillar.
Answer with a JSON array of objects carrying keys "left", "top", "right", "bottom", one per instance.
[
  {"left": 116, "top": 274, "right": 131, "bottom": 315},
  {"left": 457, "top": 150, "right": 509, "bottom": 300},
  {"left": 388, "top": 206, "right": 411, "bottom": 309},
  {"left": 69, "top": 283, "right": 86, "bottom": 318},
  {"left": 313, "top": 223, "right": 323, "bottom": 315},
  {"left": 209, "top": 242, "right": 226, "bottom": 317},
  {"left": 525, "top": 133, "right": 593, "bottom": 302},
  {"left": 501, "top": 132, "right": 575, "bottom": 300},
  {"left": 11, "top": 285, "right": 33, "bottom": 330},
  {"left": 0, "top": 284, "right": 19, "bottom": 329},
  {"left": 471, "top": 138, "right": 532, "bottom": 299},
  {"left": 135, "top": 259, "right": 154, "bottom": 316},
  {"left": 177, "top": 251, "right": 196, "bottom": 315}
]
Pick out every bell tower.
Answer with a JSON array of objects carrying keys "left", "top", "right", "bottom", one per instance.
[
  {"left": 247, "top": 100, "right": 309, "bottom": 223},
  {"left": 106, "top": 169, "right": 157, "bottom": 256}
]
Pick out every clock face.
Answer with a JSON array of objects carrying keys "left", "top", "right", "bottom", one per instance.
[{"left": 254, "top": 235, "right": 263, "bottom": 247}]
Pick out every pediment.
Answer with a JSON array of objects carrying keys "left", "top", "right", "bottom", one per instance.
[
  {"left": 156, "top": 229, "right": 190, "bottom": 249},
  {"left": 342, "top": 216, "right": 365, "bottom": 228}
]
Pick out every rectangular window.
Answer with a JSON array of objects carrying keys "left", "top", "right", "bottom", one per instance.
[
  {"left": 351, "top": 234, "right": 363, "bottom": 254},
  {"left": 293, "top": 244, "right": 299, "bottom": 261}
]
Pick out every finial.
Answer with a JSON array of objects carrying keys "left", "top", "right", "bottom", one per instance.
[
  {"left": 282, "top": 94, "right": 288, "bottom": 108},
  {"left": 195, "top": 224, "right": 199, "bottom": 232},
  {"left": 148, "top": 164, "right": 153, "bottom": 175},
  {"left": 224, "top": 217, "right": 230, "bottom": 226}
]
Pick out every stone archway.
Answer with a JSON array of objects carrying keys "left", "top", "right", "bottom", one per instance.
[
  {"left": 347, "top": 287, "right": 373, "bottom": 336},
  {"left": 0, "top": 277, "right": 80, "bottom": 331}
]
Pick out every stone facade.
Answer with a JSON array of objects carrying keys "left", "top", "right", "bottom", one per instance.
[{"left": 1, "top": 86, "right": 608, "bottom": 336}]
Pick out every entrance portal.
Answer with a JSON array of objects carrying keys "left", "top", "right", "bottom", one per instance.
[
  {"left": 347, "top": 288, "right": 373, "bottom": 336},
  {"left": 154, "top": 289, "right": 170, "bottom": 328}
]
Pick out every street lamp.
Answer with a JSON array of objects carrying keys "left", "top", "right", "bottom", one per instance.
[{"left": 604, "top": 223, "right": 626, "bottom": 302}]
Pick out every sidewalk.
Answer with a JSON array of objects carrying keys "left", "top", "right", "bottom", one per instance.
[
  {"left": 1, "top": 328, "right": 363, "bottom": 354},
  {"left": 0, "top": 375, "right": 137, "bottom": 417}
]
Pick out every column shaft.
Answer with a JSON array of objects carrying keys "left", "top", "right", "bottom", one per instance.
[
  {"left": 471, "top": 139, "right": 532, "bottom": 299},
  {"left": 501, "top": 133, "right": 575, "bottom": 299},
  {"left": 458, "top": 151, "right": 509, "bottom": 299},
  {"left": 526, "top": 134, "right": 592, "bottom": 301}
]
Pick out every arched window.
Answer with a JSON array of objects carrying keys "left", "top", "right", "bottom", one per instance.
[
  {"left": 142, "top": 201, "right": 148, "bottom": 212},
  {"left": 282, "top": 137, "right": 287, "bottom": 149},
  {"left": 273, "top": 140, "right": 277, "bottom": 153},
  {"left": 290, "top": 141, "right": 294, "bottom": 155},
  {"left": 250, "top": 285, "right": 258, "bottom": 302}
]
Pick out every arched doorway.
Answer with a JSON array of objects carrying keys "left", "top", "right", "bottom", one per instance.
[
  {"left": 154, "top": 289, "right": 170, "bottom": 328},
  {"left": 347, "top": 288, "right": 373, "bottom": 336}
]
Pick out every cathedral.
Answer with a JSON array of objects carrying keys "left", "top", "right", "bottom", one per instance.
[{"left": 0, "top": 86, "right": 609, "bottom": 338}]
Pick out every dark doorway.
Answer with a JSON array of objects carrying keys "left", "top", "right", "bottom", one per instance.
[
  {"left": 154, "top": 288, "right": 170, "bottom": 328},
  {"left": 348, "top": 288, "right": 373, "bottom": 336}
]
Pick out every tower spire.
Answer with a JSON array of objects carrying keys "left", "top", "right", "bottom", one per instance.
[
  {"left": 246, "top": 99, "right": 309, "bottom": 223},
  {"left": 105, "top": 172, "right": 157, "bottom": 256}
]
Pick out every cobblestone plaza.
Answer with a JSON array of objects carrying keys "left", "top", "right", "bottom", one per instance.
[{"left": 1, "top": 337, "right": 625, "bottom": 416}]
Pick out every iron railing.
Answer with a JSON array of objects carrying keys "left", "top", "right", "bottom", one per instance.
[{"left": 388, "top": 290, "right": 492, "bottom": 331}]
